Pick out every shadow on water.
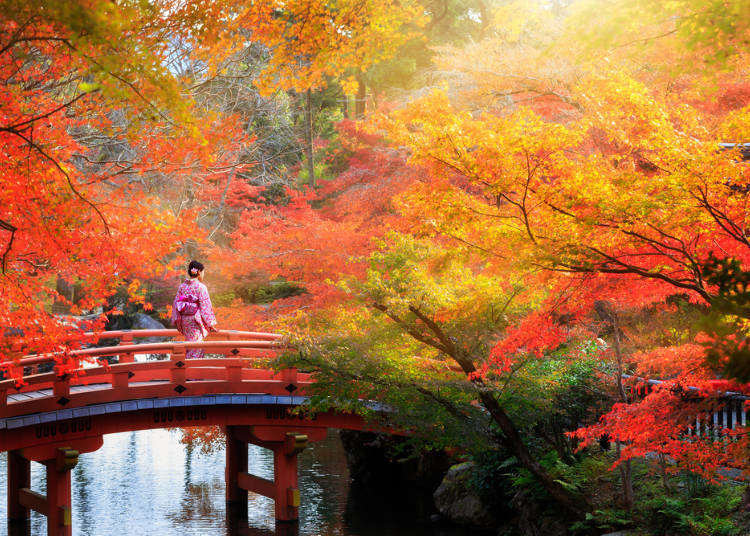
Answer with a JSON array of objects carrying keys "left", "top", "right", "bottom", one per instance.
[{"left": 1, "top": 429, "right": 488, "bottom": 536}]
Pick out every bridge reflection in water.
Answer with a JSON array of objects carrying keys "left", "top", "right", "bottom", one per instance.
[{"left": 0, "top": 330, "right": 382, "bottom": 536}]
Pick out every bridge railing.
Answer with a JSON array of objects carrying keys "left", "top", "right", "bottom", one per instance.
[
  {"left": 4, "top": 329, "right": 284, "bottom": 374},
  {"left": 0, "top": 331, "right": 309, "bottom": 420}
]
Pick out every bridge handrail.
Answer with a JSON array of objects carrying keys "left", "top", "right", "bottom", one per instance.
[
  {"left": 0, "top": 359, "right": 309, "bottom": 424},
  {"left": 0, "top": 355, "right": 296, "bottom": 392},
  {"left": 0, "top": 331, "right": 300, "bottom": 420},
  {"left": 90, "top": 329, "right": 283, "bottom": 341},
  {"left": 9, "top": 339, "right": 286, "bottom": 370},
  {"left": 4, "top": 330, "right": 287, "bottom": 372},
  {"left": 623, "top": 374, "right": 749, "bottom": 401}
]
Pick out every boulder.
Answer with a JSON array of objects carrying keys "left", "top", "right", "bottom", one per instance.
[
  {"left": 508, "top": 489, "right": 568, "bottom": 536},
  {"left": 132, "top": 312, "right": 165, "bottom": 330},
  {"left": 433, "top": 462, "right": 496, "bottom": 528},
  {"left": 130, "top": 313, "right": 169, "bottom": 343}
]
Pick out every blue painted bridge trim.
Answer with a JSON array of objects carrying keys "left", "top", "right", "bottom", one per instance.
[
  {"left": 0, "top": 395, "right": 309, "bottom": 431},
  {"left": 0, "top": 395, "right": 389, "bottom": 432}
]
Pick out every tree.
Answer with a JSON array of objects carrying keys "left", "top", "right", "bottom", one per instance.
[
  {"left": 373, "top": 0, "right": 750, "bottom": 481},
  {"left": 281, "top": 233, "right": 591, "bottom": 518},
  {"left": 217, "top": 0, "right": 750, "bottom": 513},
  {"left": 1, "top": 0, "right": 429, "bottom": 372},
  {"left": 219, "top": 121, "right": 420, "bottom": 326},
  {"left": 0, "top": 0, "right": 230, "bottom": 368}
]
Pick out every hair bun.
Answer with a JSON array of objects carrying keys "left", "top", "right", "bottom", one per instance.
[{"left": 187, "top": 260, "right": 204, "bottom": 277}]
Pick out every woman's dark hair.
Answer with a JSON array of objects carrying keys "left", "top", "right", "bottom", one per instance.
[{"left": 187, "top": 260, "right": 204, "bottom": 278}]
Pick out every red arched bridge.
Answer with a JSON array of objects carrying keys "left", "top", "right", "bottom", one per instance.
[{"left": 0, "top": 329, "right": 380, "bottom": 536}]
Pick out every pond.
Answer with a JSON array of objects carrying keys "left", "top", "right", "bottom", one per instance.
[{"left": 0, "top": 429, "right": 484, "bottom": 536}]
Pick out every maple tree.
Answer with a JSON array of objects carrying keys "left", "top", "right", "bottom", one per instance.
[
  {"left": 0, "top": 0, "right": 430, "bottom": 370},
  {"left": 234, "top": 130, "right": 592, "bottom": 515},
  {"left": 565, "top": 0, "right": 750, "bottom": 67},
  {"left": 0, "top": 0, "right": 223, "bottom": 372},
  {"left": 215, "top": 120, "right": 420, "bottom": 326},
  {"left": 219, "top": 0, "right": 424, "bottom": 95},
  {"left": 206, "top": 0, "right": 426, "bottom": 186},
  {"left": 370, "top": 0, "right": 750, "bottom": 493}
]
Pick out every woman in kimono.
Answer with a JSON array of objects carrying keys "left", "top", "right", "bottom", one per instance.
[{"left": 171, "top": 260, "right": 218, "bottom": 358}]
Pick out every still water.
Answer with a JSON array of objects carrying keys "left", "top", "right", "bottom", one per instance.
[{"left": 0, "top": 429, "right": 481, "bottom": 536}]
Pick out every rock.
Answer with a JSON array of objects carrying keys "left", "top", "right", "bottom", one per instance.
[
  {"left": 433, "top": 462, "right": 496, "bottom": 528},
  {"left": 130, "top": 313, "right": 169, "bottom": 344},
  {"left": 131, "top": 312, "right": 165, "bottom": 330},
  {"left": 742, "top": 485, "right": 750, "bottom": 511}
]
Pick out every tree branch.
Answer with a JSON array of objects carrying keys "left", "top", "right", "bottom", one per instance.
[
  {"left": 0, "top": 218, "right": 17, "bottom": 274},
  {"left": 4, "top": 129, "right": 110, "bottom": 235}
]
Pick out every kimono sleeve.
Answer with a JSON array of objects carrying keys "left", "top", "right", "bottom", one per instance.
[{"left": 171, "top": 284, "right": 182, "bottom": 326}]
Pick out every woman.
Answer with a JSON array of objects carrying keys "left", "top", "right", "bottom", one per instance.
[{"left": 171, "top": 260, "right": 218, "bottom": 359}]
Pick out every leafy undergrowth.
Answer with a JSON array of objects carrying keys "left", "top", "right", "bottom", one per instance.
[{"left": 486, "top": 450, "right": 750, "bottom": 536}]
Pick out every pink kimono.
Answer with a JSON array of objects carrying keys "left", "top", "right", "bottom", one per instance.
[{"left": 171, "top": 279, "right": 217, "bottom": 359}]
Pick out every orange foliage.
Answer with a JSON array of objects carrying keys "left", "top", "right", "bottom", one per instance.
[{"left": 220, "top": 122, "right": 420, "bottom": 326}]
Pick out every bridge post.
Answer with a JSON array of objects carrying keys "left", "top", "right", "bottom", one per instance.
[
  {"left": 171, "top": 343, "right": 187, "bottom": 390},
  {"left": 52, "top": 374, "right": 70, "bottom": 403},
  {"left": 44, "top": 451, "right": 75, "bottom": 536},
  {"left": 11, "top": 444, "right": 90, "bottom": 536},
  {"left": 225, "top": 426, "right": 248, "bottom": 519},
  {"left": 272, "top": 433, "right": 307, "bottom": 522},
  {"left": 228, "top": 427, "right": 315, "bottom": 523},
  {"left": 119, "top": 332, "right": 134, "bottom": 363},
  {"left": 7, "top": 450, "right": 30, "bottom": 534},
  {"left": 281, "top": 367, "right": 298, "bottom": 385}
]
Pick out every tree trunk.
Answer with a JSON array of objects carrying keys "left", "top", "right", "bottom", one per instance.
[
  {"left": 342, "top": 92, "right": 351, "bottom": 119},
  {"left": 595, "top": 300, "right": 634, "bottom": 510},
  {"left": 616, "top": 442, "right": 634, "bottom": 509},
  {"left": 658, "top": 452, "right": 672, "bottom": 492},
  {"left": 477, "top": 389, "right": 588, "bottom": 519},
  {"left": 305, "top": 88, "right": 315, "bottom": 188},
  {"left": 376, "top": 303, "right": 588, "bottom": 519},
  {"left": 449, "top": 354, "right": 587, "bottom": 518}
]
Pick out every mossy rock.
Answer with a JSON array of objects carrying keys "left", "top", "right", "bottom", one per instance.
[{"left": 433, "top": 462, "right": 497, "bottom": 528}]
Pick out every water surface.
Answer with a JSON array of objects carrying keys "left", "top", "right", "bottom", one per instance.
[{"left": 0, "top": 429, "right": 483, "bottom": 536}]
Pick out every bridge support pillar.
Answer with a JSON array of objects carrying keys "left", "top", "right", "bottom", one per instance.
[
  {"left": 9, "top": 438, "right": 100, "bottom": 536},
  {"left": 7, "top": 450, "right": 30, "bottom": 535},
  {"left": 44, "top": 453, "right": 74, "bottom": 536},
  {"left": 226, "top": 425, "right": 325, "bottom": 524},
  {"left": 272, "top": 438, "right": 302, "bottom": 522},
  {"left": 225, "top": 425, "right": 248, "bottom": 519}
]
